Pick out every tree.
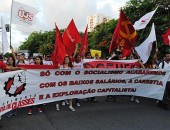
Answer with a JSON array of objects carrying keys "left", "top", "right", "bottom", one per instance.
[
  {"left": 123, "top": 0, "right": 170, "bottom": 58},
  {"left": 88, "top": 19, "right": 118, "bottom": 58},
  {"left": 19, "top": 30, "right": 55, "bottom": 55},
  {"left": 19, "top": 29, "right": 82, "bottom": 56}
]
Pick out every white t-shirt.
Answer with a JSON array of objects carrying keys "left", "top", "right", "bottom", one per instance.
[
  {"left": 60, "top": 65, "right": 71, "bottom": 69},
  {"left": 16, "top": 60, "right": 29, "bottom": 65},
  {"left": 43, "top": 60, "right": 53, "bottom": 65},
  {"left": 73, "top": 62, "right": 82, "bottom": 69},
  {"left": 159, "top": 61, "right": 170, "bottom": 69}
]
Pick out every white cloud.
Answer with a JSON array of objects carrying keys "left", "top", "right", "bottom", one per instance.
[{"left": 0, "top": 0, "right": 128, "bottom": 49}]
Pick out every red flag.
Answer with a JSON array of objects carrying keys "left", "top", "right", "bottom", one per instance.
[
  {"left": 52, "top": 24, "right": 66, "bottom": 66},
  {"left": 121, "top": 48, "right": 132, "bottom": 59},
  {"left": 162, "top": 28, "right": 170, "bottom": 46},
  {"left": 109, "top": 9, "right": 137, "bottom": 58},
  {"left": 80, "top": 25, "right": 88, "bottom": 57},
  {"left": 109, "top": 18, "right": 121, "bottom": 53},
  {"left": 63, "top": 19, "right": 81, "bottom": 56}
]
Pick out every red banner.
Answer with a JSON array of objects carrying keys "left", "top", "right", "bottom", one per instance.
[{"left": 82, "top": 59, "right": 140, "bottom": 69}]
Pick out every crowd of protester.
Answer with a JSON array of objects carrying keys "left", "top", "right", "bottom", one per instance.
[{"left": 0, "top": 46, "right": 170, "bottom": 121}]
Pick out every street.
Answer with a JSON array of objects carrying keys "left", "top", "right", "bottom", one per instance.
[{"left": 0, "top": 96, "right": 170, "bottom": 130}]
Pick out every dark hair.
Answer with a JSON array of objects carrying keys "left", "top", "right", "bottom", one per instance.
[
  {"left": 85, "top": 52, "right": 91, "bottom": 57},
  {"left": 35, "top": 56, "right": 43, "bottom": 65},
  {"left": 20, "top": 53, "right": 25, "bottom": 56},
  {"left": 46, "top": 55, "right": 50, "bottom": 58},
  {"left": 7, "top": 56, "right": 16, "bottom": 67},
  {"left": 63, "top": 56, "right": 73, "bottom": 68},
  {"left": 0, "top": 55, "right": 3, "bottom": 61},
  {"left": 75, "top": 54, "right": 80, "bottom": 59},
  {"left": 95, "top": 53, "right": 99, "bottom": 56}
]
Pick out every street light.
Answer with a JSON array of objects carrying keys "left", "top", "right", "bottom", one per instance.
[{"left": 0, "top": 24, "right": 10, "bottom": 32}]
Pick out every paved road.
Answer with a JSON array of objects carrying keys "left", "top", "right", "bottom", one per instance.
[{"left": 0, "top": 96, "right": 170, "bottom": 130}]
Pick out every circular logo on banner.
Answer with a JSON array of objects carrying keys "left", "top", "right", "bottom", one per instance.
[{"left": 4, "top": 71, "right": 26, "bottom": 97}]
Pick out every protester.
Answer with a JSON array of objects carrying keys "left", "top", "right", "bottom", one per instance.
[
  {"left": 84, "top": 52, "right": 97, "bottom": 102},
  {"left": 144, "top": 52, "right": 159, "bottom": 69},
  {"left": 4, "top": 56, "right": 18, "bottom": 117},
  {"left": 0, "top": 58, "right": 25, "bottom": 71},
  {"left": 85, "top": 52, "right": 92, "bottom": 59},
  {"left": 56, "top": 56, "right": 75, "bottom": 111},
  {"left": 43, "top": 55, "right": 53, "bottom": 65},
  {"left": 5, "top": 56, "right": 16, "bottom": 69},
  {"left": 90, "top": 53, "right": 101, "bottom": 101},
  {"left": 27, "top": 56, "right": 43, "bottom": 115},
  {"left": 73, "top": 54, "right": 82, "bottom": 107},
  {"left": 157, "top": 52, "right": 170, "bottom": 110},
  {"left": 16, "top": 53, "right": 29, "bottom": 65},
  {"left": 94, "top": 53, "right": 100, "bottom": 60},
  {"left": 28, "top": 55, "right": 35, "bottom": 65},
  {"left": 0, "top": 55, "right": 3, "bottom": 73},
  {"left": 129, "top": 53, "right": 145, "bottom": 103},
  {"left": 11, "top": 46, "right": 29, "bottom": 65},
  {"left": 105, "top": 52, "right": 119, "bottom": 102},
  {"left": 0, "top": 55, "right": 26, "bottom": 123}
]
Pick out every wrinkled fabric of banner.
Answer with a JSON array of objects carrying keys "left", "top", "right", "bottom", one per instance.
[{"left": 0, "top": 68, "right": 170, "bottom": 116}]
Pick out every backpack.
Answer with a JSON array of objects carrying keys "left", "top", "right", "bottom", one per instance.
[{"left": 158, "top": 61, "right": 165, "bottom": 69}]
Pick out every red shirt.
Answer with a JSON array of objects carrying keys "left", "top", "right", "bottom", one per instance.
[{"left": 0, "top": 61, "right": 7, "bottom": 70}]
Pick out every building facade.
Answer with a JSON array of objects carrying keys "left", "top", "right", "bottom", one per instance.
[{"left": 87, "top": 14, "right": 110, "bottom": 32}]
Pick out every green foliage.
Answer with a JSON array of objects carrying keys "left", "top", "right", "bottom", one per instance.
[
  {"left": 19, "top": 30, "right": 56, "bottom": 55},
  {"left": 123, "top": 0, "right": 170, "bottom": 58},
  {"left": 19, "top": 29, "right": 82, "bottom": 56},
  {"left": 88, "top": 19, "right": 118, "bottom": 57}
]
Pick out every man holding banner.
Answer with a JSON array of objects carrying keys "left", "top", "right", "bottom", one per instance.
[
  {"left": 0, "top": 60, "right": 26, "bottom": 127},
  {"left": 157, "top": 52, "right": 170, "bottom": 110}
]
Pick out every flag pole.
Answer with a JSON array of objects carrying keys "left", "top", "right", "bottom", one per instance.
[
  {"left": 1, "top": 17, "right": 4, "bottom": 60},
  {"left": 9, "top": 0, "right": 14, "bottom": 48}
]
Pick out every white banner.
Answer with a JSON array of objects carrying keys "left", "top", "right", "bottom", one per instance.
[
  {"left": 11, "top": 0, "right": 38, "bottom": 26},
  {"left": 0, "top": 68, "right": 169, "bottom": 116}
]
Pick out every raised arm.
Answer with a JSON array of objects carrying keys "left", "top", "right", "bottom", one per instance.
[
  {"left": 11, "top": 45, "right": 17, "bottom": 61},
  {"left": 73, "top": 44, "right": 79, "bottom": 58}
]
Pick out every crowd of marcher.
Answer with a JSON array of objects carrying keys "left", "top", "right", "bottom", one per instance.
[{"left": 0, "top": 46, "right": 170, "bottom": 121}]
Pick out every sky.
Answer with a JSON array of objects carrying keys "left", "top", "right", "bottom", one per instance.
[{"left": 0, "top": 0, "right": 129, "bottom": 51}]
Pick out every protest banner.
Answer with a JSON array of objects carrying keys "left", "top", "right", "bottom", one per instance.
[
  {"left": 0, "top": 68, "right": 169, "bottom": 116},
  {"left": 82, "top": 59, "right": 140, "bottom": 68}
]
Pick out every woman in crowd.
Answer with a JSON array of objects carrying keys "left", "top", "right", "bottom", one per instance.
[
  {"left": 0, "top": 56, "right": 26, "bottom": 123},
  {"left": 27, "top": 56, "right": 43, "bottom": 115},
  {"left": 4, "top": 56, "right": 16, "bottom": 72},
  {"left": 4, "top": 56, "right": 17, "bottom": 117},
  {"left": 56, "top": 56, "right": 75, "bottom": 111}
]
